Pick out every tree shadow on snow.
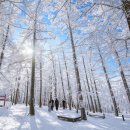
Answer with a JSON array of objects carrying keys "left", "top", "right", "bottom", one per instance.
[{"left": 29, "top": 116, "right": 38, "bottom": 130}]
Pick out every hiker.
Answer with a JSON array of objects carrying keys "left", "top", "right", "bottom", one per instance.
[
  {"left": 62, "top": 100, "right": 66, "bottom": 109},
  {"left": 48, "top": 100, "right": 51, "bottom": 112},
  {"left": 51, "top": 99, "right": 54, "bottom": 111},
  {"left": 122, "top": 115, "right": 125, "bottom": 121},
  {"left": 55, "top": 98, "right": 59, "bottom": 111}
]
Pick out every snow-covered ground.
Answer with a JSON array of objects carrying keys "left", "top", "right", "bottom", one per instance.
[{"left": 0, "top": 105, "right": 130, "bottom": 130}]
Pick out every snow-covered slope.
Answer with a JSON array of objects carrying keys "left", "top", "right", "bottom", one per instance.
[{"left": 0, "top": 105, "right": 130, "bottom": 130}]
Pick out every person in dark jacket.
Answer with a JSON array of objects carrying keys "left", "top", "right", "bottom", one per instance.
[
  {"left": 51, "top": 99, "right": 54, "bottom": 111},
  {"left": 62, "top": 100, "right": 66, "bottom": 109},
  {"left": 48, "top": 100, "right": 51, "bottom": 112},
  {"left": 55, "top": 98, "right": 59, "bottom": 111}
]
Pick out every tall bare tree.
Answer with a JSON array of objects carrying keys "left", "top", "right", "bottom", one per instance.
[
  {"left": 90, "top": 66, "right": 102, "bottom": 113},
  {"left": 0, "top": 25, "right": 10, "bottom": 69},
  {"left": 114, "top": 49, "right": 130, "bottom": 103},
  {"left": 29, "top": 0, "right": 41, "bottom": 116},
  {"left": 26, "top": 70, "right": 29, "bottom": 106},
  {"left": 62, "top": 49, "right": 72, "bottom": 110},
  {"left": 58, "top": 57, "right": 66, "bottom": 101},
  {"left": 39, "top": 52, "right": 43, "bottom": 108},
  {"left": 82, "top": 56, "right": 95, "bottom": 113},
  {"left": 97, "top": 43, "right": 118, "bottom": 116},
  {"left": 83, "top": 80, "right": 91, "bottom": 111},
  {"left": 88, "top": 69, "right": 98, "bottom": 112},
  {"left": 51, "top": 50, "right": 57, "bottom": 99},
  {"left": 67, "top": 10, "right": 87, "bottom": 120}
]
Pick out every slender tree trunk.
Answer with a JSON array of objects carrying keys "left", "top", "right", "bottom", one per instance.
[
  {"left": 67, "top": 12, "right": 86, "bottom": 120},
  {"left": 26, "top": 85, "right": 28, "bottom": 106},
  {"left": 90, "top": 67, "right": 102, "bottom": 113},
  {"left": 26, "top": 70, "right": 29, "bottom": 106},
  {"left": 83, "top": 80, "right": 91, "bottom": 112},
  {"left": 82, "top": 56, "right": 95, "bottom": 113},
  {"left": 58, "top": 57, "right": 66, "bottom": 101},
  {"left": 88, "top": 71, "right": 98, "bottom": 112},
  {"left": 39, "top": 57, "right": 43, "bottom": 108},
  {"left": 114, "top": 49, "right": 130, "bottom": 103},
  {"left": 62, "top": 49, "right": 72, "bottom": 110},
  {"left": 51, "top": 51, "right": 57, "bottom": 99},
  {"left": 97, "top": 44, "right": 118, "bottom": 116},
  {"left": 76, "top": 90, "right": 79, "bottom": 113},
  {"left": 43, "top": 87, "right": 47, "bottom": 105},
  {"left": 23, "top": 91, "right": 25, "bottom": 104},
  {"left": 0, "top": 25, "right": 9, "bottom": 69},
  {"left": 14, "top": 77, "right": 20, "bottom": 104},
  {"left": 29, "top": 0, "right": 41, "bottom": 115},
  {"left": 13, "top": 89, "right": 15, "bottom": 105},
  {"left": 15, "top": 87, "right": 19, "bottom": 104},
  {"left": 29, "top": 29, "right": 36, "bottom": 115},
  {"left": 49, "top": 76, "right": 52, "bottom": 100},
  {"left": 11, "top": 93, "right": 13, "bottom": 105}
]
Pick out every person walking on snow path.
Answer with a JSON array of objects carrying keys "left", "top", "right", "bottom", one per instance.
[
  {"left": 55, "top": 98, "right": 59, "bottom": 111},
  {"left": 62, "top": 100, "right": 66, "bottom": 109},
  {"left": 48, "top": 100, "right": 51, "bottom": 112},
  {"left": 51, "top": 99, "right": 54, "bottom": 111}
]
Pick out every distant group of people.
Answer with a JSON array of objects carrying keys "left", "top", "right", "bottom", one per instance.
[{"left": 48, "top": 98, "right": 66, "bottom": 112}]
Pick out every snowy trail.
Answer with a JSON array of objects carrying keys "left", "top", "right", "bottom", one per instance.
[{"left": 0, "top": 105, "right": 130, "bottom": 130}]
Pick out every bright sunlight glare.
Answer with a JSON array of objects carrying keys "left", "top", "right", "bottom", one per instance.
[{"left": 21, "top": 44, "right": 33, "bottom": 56}]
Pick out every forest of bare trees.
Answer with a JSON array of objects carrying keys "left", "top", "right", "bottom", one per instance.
[{"left": 0, "top": 0, "right": 130, "bottom": 121}]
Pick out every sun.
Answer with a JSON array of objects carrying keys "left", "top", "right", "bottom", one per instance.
[{"left": 21, "top": 44, "right": 33, "bottom": 56}]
